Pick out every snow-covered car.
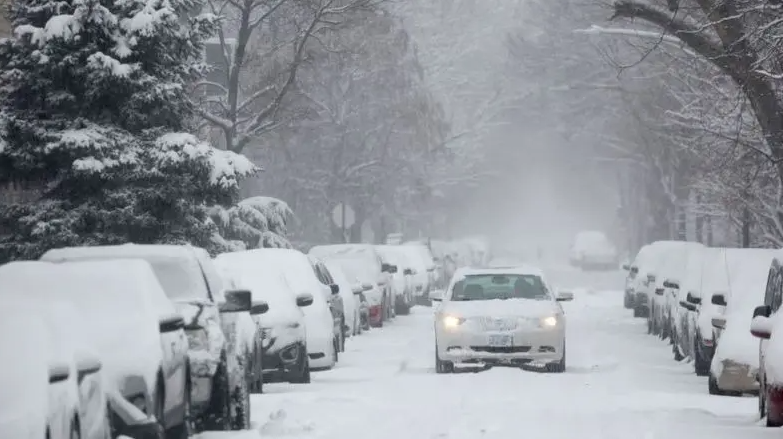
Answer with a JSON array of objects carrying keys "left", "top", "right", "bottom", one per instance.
[
  {"left": 375, "top": 245, "right": 415, "bottom": 314},
  {"left": 0, "top": 296, "right": 110, "bottom": 439},
  {"left": 706, "top": 249, "right": 776, "bottom": 395},
  {"left": 242, "top": 248, "right": 340, "bottom": 370},
  {"left": 568, "top": 231, "right": 617, "bottom": 271},
  {"left": 40, "top": 244, "right": 262, "bottom": 431},
  {"left": 322, "top": 259, "right": 362, "bottom": 336},
  {"left": 431, "top": 266, "right": 574, "bottom": 373},
  {"left": 215, "top": 250, "right": 313, "bottom": 384},
  {"left": 672, "top": 246, "right": 712, "bottom": 362},
  {"left": 1, "top": 259, "right": 190, "bottom": 437},
  {"left": 650, "top": 242, "right": 705, "bottom": 340},
  {"left": 402, "top": 241, "right": 438, "bottom": 298},
  {"left": 748, "top": 252, "right": 783, "bottom": 425},
  {"left": 309, "top": 256, "right": 347, "bottom": 352},
  {"left": 335, "top": 260, "right": 373, "bottom": 331},
  {"left": 309, "top": 244, "right": 397, "bottom": 326}
]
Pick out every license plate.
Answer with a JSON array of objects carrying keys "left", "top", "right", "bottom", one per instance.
[{"left": 488, "top": 334, "right": 513, "bottom": 347}]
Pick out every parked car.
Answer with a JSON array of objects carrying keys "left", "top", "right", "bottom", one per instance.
[
  {"left": 376, "top": 245, "right": 415, "bottom": 314},
  {"left": 336, "top": 261, "right": 373, "bottom": 331},
  {"left": 215, "top": 250, "right": 313, "bottom": 384},
  {"left": 237, "top": 248, "right": 340, "bottom": 370},
  {"left": 40, "top": 244, "right": 261, "bottom": 431},
  {"left": 569, "top": 231, "right": 617, "bottom": 270},
  {"left": 749, "top": 252, "right": 783, "bottom": 426},
  {"left": 651, "top": 242, "right": 705, "bottom": 341},
  {"left": 309, "top": 256, "right": 347, "bottom": 352},
  {"left": 706, "top": 249, "right": 776, "bottom": 396},
  {"left": 322, "top": 260, "right": 362, "bottom": 336},
  {"left": 402, "top": 241, "right": 438, "bottom": 301},
  {"left": 674, "top": 246, "right": 716, "bottom": 363},
  {"left": 309, "top": 244, "right": 397, "bottom": 326},
  {"left": 0, "top": 259, "right": 190, "bottom": 437}
]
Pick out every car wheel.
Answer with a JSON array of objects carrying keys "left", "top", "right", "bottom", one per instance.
[
  {"left": 708, "top": 374, "right": 725, "bottom": 396},
  {"left": 633, "top": 306, "right": 644, "bottom": 318},
  {"left": 249, "top": 348, "right": 263, "bottom": 394},
  {"left": 230, "top": 362, "right": 251, "bottom": 431},
  {"left": 333, "top": 337, "right": 339, "bottom": 364},
  {"left": 170, "top": 377, "right": 193, "bottom": 439},
  {"left": 154, "top": 380, "right": 167, "bottom": 433},
  {"left": 70, "top": 419, "right": 80, "bottom": 439},
  {"left": 289, "top": 344, "right": 311, "bottom": 384},
  {"left": 435, "top": 346, "right": 453, "bottom": 374},
  {"left": 760, "top": 383, "right": 767, "bottom": 420},
  {"left": 546, "top": 343, "right": 566, "bottom": 373},
  {"left": 623, "top": 293, "right": 632, "bottom": 309},
  {"left": 200, "top": 353, "right": 232, "bottom": 431}
]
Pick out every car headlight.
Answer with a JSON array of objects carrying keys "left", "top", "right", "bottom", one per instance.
[
  {"left": 540, "top": 316, "right": 558, "bottom": 328},
  {"left": 442, "top": 315, "right": 465, "bottom": 328}
]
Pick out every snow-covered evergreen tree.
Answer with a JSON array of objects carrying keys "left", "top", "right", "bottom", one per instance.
[
  {"left": 0, "top": 0, "right": 258, "bottom": 260},
  {"left": 209, "top": 196, "right": 295, "bottom": 250}
]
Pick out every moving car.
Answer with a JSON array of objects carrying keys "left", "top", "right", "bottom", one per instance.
[
  {"left": 569, "top": 231, "right": 617, "bottom": 271},
  {"left": 431, "top": 265, "right": 573, "bottom": 373}
]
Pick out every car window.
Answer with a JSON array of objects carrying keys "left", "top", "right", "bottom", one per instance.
[{"left": 450, "top": 274, "right": 550, "bottom": 301}]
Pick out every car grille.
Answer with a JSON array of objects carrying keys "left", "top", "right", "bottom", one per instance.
[{"left": 475, "top": 317, "right": 520, "bottom": 331}]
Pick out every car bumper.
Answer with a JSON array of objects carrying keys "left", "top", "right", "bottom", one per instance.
[
  {"left": 716, "top": 360, "right": 759, "bottom": 392},
  {"left": 437, "top": 326, "right": 564, "bottom": 366},
  {"left": 262, "top": 342, "right": 304, "bottom": 382}
]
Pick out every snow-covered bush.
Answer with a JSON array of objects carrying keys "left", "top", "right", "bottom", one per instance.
[
  {"left": 209, "top": 196, "right": 294, "bottom": 250},
  {"left": 0, "top": 0, "right": 258, "bottom": 261}
]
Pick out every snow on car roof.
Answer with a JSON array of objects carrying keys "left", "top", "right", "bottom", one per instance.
[
  {"left": 0, "top": 259, "right": 163, "bottom": 393},
  {"left": 215, "top": 251, "right": 304, "bottom": 326},
  {"left": 40, "top": 244, "right": 212, "bottom": 301}
]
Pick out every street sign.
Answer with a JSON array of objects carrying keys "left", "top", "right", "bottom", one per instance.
[{"left": 331, "top": 203, "right": 355, "bottom": 229}]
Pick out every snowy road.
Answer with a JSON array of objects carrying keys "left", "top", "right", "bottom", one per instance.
[{"left": 198, "top": 269, "right": 778, "bottom": 439}]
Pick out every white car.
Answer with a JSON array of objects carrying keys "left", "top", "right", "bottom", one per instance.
[
  {"left": 432, "top": 266, "right": 573, "bottom": 374},
  {"left": 569, "top": 231, "right": 617, "bottom": 270}
]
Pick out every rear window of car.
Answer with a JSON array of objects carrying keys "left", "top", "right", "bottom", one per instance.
[{"left": 451, "top": 274, "right": 550, "bottom": 301}]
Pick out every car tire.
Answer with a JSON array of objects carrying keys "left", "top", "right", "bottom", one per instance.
[
  {"left": 249, "top": 348, "right": 264, "bottom": 394},
  {"left": 70, "top": 419, "right": 81, "bottom": 439},
  {"left": 623, "top": 293, "right": 632, "bottom": 309},
  {"left": 633, "top": 306, "right": 644, "bottom": 318},
  {"left": 546, "top": 344, "right": 566, "bottom": 373},
  {"left": 708, "top": 374, "right": 725, "bottom": 396},
  {"left": 199, "top": 354, "right": 232, "bottom": 431},
  {"left": 289, "top": 344, "right": 311, "bottom": 384},
  {"left": 230, "top": 361, "right": 251, "bottom": 431},
  {"left": 333, "top": 337, "right": 339, "bottom": 364},
  {"left": 170, "top": 376, "right": 193, "bottom": 439},
  {"left": 693, "top": 343, "right": 710, "bottom": 376},
  {"left": 434, "top": 344, "right": 453, "bottom": 374}
]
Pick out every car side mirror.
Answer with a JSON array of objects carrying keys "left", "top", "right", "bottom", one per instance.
[
  {"left": 330, "top": 284, "right": 340, "bottom": 295},
  {"left": 622, "top": 263, "right": 630, "bottom": 271},
  {"left": 630, "top": 266, "right": 638, "bottom": 275},
  {"left": 49, "top": 362, "right": 70, "bottom": 384},
  {"left": 389, "top": 265, "right": 398, "bottom": 274},
  {"left": 403, "top": 268, "right": 413, "bottom": 276},
  {"left": 430, "top": 290, "right": 444, "bottom": 302},
  {"left": 663, "top": 278, "right": 680, "bottom": 289},
  {"left": 751, "top": 315, "right": 773, "bottom": 339},
  {"left": 654, "top": 288, "right": 664, "bottom": 296},
  {"left": 296, "top": 292, "right": 314, "bottom": 307},
  {"left": 556, "top": 291, "right": 574, "bottom": 301},
  {"left": 381, "top": 263, "right": 392, "bottom": 273},
  {"left": 75, "top": 352, "right": 102, "bottom": 383},
  {"left": 250, "top": 301, "right": 269, "bottom": 315},
  {"left": 159, "top": 313, "right": 185, "bottom": 333},
  {"left": 754, "top": 305, "right": 772, "bottom": 318},
  {"left": 711, "top": 293, "right": 727, "bottom": 307},
  {"left": 711, "top": 316, "right": 726, "bottom": 329},
  {"left": 686, "top": 292, "right": 701, "bottom": 305},
  {"left": 679, "top": 301, "right": 696, "bottom": 312},
  {"left": 220, "top": 289, "right": 252, "bottom": 313}
]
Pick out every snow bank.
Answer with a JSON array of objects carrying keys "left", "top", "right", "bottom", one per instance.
[
  {"left": 711, "top": 249, "right": 776, "bottom": 376},
  {"left": 0, "top": 300, "right": 50, "bottom": 439}
]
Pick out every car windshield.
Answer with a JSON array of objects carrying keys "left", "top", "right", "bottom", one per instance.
[
  {"left": 146, "top": 258, "right": 209, "bottom": 300},
  {"left": 451, "top": 274, "right": 550, "bottom": 301}
]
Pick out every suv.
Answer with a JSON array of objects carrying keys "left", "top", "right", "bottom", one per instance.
[
  {"left": 751, "top": 256, "right": 783, "bottom": 426},
  {"left": 309, "top": 256, "right": 347, "bottom": 353},
  {"left": 40, "top": 244, "right": 266, "bottom": 432}
]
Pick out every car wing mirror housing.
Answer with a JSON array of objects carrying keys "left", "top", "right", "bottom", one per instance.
[{"left": 221, "top": 289, "right": 252, "bottom": 313}]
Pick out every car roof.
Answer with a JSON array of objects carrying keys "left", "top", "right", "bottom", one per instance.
[
  {"left": 41, "top": 243, "right": 202, "bottom": 261},
  {"left": 456, "top": 265, "right": 544, "bottom": 277}
]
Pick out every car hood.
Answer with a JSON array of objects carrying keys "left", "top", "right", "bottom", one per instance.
[{"left": 443, "top": 298, "right": 559, "bottom": 318}]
